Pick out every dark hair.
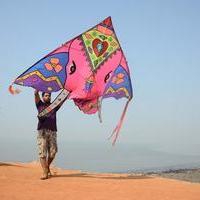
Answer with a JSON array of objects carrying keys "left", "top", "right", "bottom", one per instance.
[{"left": 42, "top": 92, "right": 51, "bottom": 97}]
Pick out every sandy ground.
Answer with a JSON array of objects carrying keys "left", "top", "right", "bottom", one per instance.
[{"left": 0, "top": 162, "right": 200, "bottom": 200}]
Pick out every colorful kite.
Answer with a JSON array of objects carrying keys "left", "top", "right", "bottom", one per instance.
[{"left": 9, "top": 17, "right": 133, "bottom": 145}]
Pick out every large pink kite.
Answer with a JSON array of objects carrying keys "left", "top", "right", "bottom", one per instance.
[{"left": 9, "top": 17, "right": 133, "bottom": 145}]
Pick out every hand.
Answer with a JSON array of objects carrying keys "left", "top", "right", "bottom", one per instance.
[{"left": 34, "top": 89, "right": 39, "bottom": 95}]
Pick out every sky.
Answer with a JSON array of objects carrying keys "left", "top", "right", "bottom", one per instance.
[{"left": 0, "top": 0, "right": 200, "bottom": 158}]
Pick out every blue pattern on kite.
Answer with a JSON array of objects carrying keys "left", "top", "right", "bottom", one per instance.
[{"left": 103, "top": 65, "right": 132, "bottom": 99}]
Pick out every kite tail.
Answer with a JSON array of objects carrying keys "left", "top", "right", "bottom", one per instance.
[
  {"left": 8, "top": 84, "right": 21, "bottom": 95},
  {"left": 108, "top": 99, "right": 131, "bottom": 146},
  {"left": 98, "top": 97, "right": 103, "bottom": 123}
]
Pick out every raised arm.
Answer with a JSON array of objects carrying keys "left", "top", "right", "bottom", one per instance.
[{"left": 34, "top": 90, "right": 41, "bottom": 104}]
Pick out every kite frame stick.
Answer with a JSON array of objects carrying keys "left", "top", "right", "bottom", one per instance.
[{"left": 38, "top": 89, "right": 70, "bottom": 118}]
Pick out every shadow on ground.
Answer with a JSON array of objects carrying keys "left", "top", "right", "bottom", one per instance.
[{"left": 52, "top": 173, "right": 153, "bottom": 180}]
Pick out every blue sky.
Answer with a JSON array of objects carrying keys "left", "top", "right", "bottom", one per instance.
[{"left": 0, "top": 0, "right": 200, "bottom": 156}]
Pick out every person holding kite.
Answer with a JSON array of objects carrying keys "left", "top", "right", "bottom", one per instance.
[
  {"left": 9, "top": 17, "right": 133, "bottom": 179},
  {"left": 34, "top": 90, "right": 62, "bottom": 180}
]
